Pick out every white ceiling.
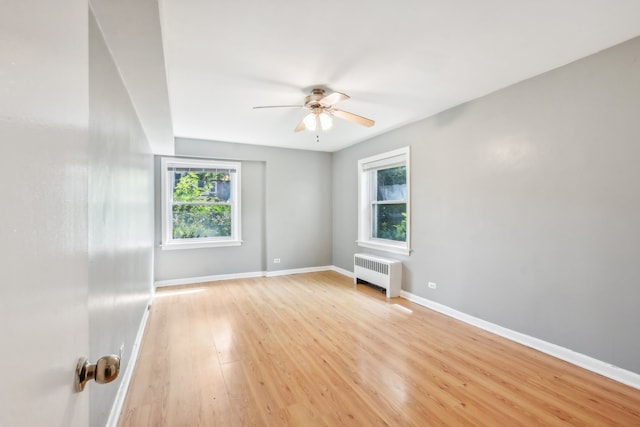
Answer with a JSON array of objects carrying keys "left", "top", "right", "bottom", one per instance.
[{"left": 154, "top": 0, "right": 640, "bottom": 153}]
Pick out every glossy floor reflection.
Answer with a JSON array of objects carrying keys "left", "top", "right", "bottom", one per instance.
[{"left": 119, "top": 271, "right": 640, "bottom": 426}]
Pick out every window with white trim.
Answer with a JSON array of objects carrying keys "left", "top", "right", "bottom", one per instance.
[
  {"left": 161, "top": 157, "right": 241, "bottom": 250},
  {"left": 358, "top": 147, "right": 410, "bottom": 255}
]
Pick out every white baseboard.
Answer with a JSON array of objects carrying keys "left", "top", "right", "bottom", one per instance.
[
  {"left": 265, "top": 265, "right": 333, "bottom": 277},
  {"left": 106, "top": 294, "right": 153, "bottom": 427},
  {"left": 400, "top": 290, "right": 640, "bottom": 391},
  {"left": 155, "top": 270, "right": 265, "bottom": 287},
  {"left": 155, "top": 266, "right": 335, "bottom": 287},
  {"left": 331, "top": 265, "right": 354, "bottom": 278}
]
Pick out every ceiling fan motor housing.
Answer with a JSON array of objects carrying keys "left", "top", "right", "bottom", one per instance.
[{"left": 304, "top": 88, "right": 327, "bottom": 108}]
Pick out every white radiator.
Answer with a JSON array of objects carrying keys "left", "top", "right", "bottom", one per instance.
[{"left": 353, "top": 253, "right": 402, "bottom": 298}]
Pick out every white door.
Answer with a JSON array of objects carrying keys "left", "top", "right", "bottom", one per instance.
[{"left": 0, "top": 1, "right": 91, "bottom": 425}]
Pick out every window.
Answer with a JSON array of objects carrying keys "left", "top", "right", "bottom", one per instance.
[
  {"left": 358, "top": 147, "right": 410, "bottom": 255},
  {"left": 161, "top": 157, "right": 241, "bottom": 250}
]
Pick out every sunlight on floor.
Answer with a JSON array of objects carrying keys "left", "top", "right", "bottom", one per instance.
[
  {"left": 392, "top": 304, "right": 412, "bottom": 314},
  {"left": 155, "top": 288, "right": 205, "bottom": 298}
]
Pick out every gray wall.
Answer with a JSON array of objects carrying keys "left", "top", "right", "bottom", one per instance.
[
  {"left": 154, "top": 139, "right": 332, "bottom": 282},
  {"left": 332, "top": 36, "right": 640, "bottom": 374},
  {"left": 89, "top": 11, "right": 154, "bottom": 427},
  {"left": 154, "top": 157, "right": 266, "bottom": 280}
]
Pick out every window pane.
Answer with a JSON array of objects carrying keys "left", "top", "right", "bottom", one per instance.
[
  {"left": 376, "top": 166, "right": 406, "bottom": 201},
  {"left": 172, "top": 205, "right": 231, "bottom": 239},
  {"left": 172, "top": 171, "right": 231, "bottom": 203},
  {"left": 373, "top": 203, "right": 406, "bottom": 241}
]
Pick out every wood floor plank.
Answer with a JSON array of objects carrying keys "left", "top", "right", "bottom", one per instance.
[{"left": 118, "top": 271, "right": 640, "bottom": 426}]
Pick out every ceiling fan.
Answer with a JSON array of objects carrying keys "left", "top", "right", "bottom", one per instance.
[{"left": 253, "top": 88, "right": 375, "bottom": 133}]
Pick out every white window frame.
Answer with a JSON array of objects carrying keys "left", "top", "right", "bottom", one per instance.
[
  {"left": 357, "top": 147, "right": 411, "bottom": 255},
  {"left": 161, "top": 157, "right": 242, "bottom": 250}
]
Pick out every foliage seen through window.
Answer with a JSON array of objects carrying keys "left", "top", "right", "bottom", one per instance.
[
  {"left": 171, "top": 171, "right": 232, "bottom": 239},
  {"left": 373, "top": 166, "right": 407, "bottom": 242}
]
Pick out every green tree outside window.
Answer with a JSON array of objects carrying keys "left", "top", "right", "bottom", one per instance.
[{"left": 171, "top": 171, "right": 232, "bottom": 239}]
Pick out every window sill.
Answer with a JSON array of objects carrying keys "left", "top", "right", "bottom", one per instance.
[
  {"left": 357, "top": 240, "right": 411, "bottom": 256},
  {"left": 161, "top": 240, "right": 242, "bottom": 251}
]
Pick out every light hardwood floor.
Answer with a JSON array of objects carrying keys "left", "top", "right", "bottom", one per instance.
[{"left": 119, "top": 271, "right": 640, "bottom": 426}]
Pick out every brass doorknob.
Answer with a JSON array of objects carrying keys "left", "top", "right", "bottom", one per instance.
[{"left": 75, "top": 354, "right": 120, "bottom": 392}]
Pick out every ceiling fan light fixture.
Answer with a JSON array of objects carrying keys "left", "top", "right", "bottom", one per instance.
[
  {"left": 303, "top": 111, "right": 333, "bottom": 132},
  {"left": 319, "top": 112, "right": 333, "bottom": 130},
  {"left": 303, "top": 113, "right": 317, "bottom": 131}
]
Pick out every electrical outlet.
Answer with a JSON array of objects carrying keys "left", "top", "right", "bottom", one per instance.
[
  {"left": 428, "top": 282, "right": 437, "bottom": 289},
  {"left": 273, "top": 258, "right": 281, "bottom": 264}
]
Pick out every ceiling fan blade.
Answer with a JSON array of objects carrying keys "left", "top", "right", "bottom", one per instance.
[
  {"left": 320, "top": 91, "right": 349, "bottom": 106},
  {"left": 253, "top": 105, "right": 303, "bottom": 109},
  {"left": 332, "top": 109, "right": 375, "bottom": 127},
  {"left": 294, "top": 119, "right": 306, "bottom": 132}
]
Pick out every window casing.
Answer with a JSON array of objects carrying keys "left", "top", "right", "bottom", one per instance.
[
  {"left": 358, "top": 147, "right": 411, "bottom": 255},
  {"left": 161, "top": 157, "right": 241, "bottom": 250}
]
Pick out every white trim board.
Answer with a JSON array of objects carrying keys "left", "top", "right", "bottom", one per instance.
[
  {"left": 331, "top": 265, "right": 354, "bottom": 278},
  {"left": 155, "top": 271, "right": 264, "bottom": 288},
  {"left": 265, "top": 265, "right": 333, "bottom": 277},
  {"left": 154, "top": 266, "right": 334, "bottom": 288},
  {"left": 106, "top": 293, "right": 154, "bottom": 427},
  {"left": 400, "top": 290, "right": 640, "bottom": 391}
]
